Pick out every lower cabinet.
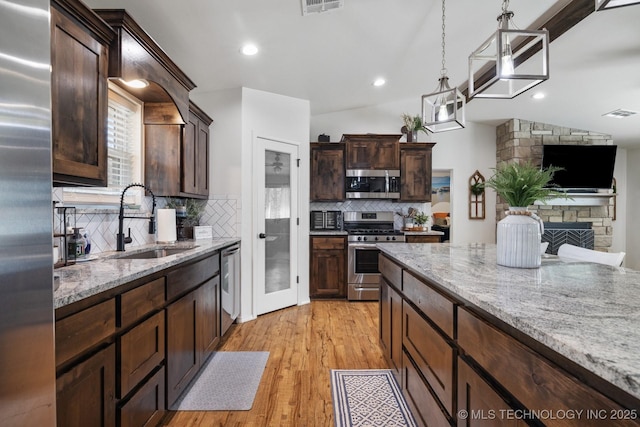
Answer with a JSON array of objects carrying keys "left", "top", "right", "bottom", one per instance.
[
  {"left": 457, "top": 359, "right": 527, "bottom": 427},
  {"left": 402, "top": 351, "right": 450, "bottom": 427},
  {"left": 380, "top": 277, "right": 402, "bottom": 382},
  {"left": 197, "top": 275, "right": 220, "bottom": 362},
  {"left": 310, "top": 236, "right": 346, "bottom": 298},
  {"left": 56, "top": 344, "right": 116, "bottom": 427},
  {"left": 405, "top": 234, "right": 441, "bottom": 243},
  {"left": 166, "top": 290, "right": 199, "bottom": 408}
]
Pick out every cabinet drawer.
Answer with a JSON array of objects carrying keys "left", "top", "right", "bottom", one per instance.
[
  {"left": 119, "top": 311, "right": 165, "bottom": 398},
  {"left": 311, "top": 236, "right": 345, "bottom": 250},
  {"left": 403, "top": 301, "right": 454, "bottom": 415},
  {"left": 119, "top": 366, "right": 166, "bottom": 427},
  {"left": 167, "top": 253, "right": 219, "bottom": 301},
  {"left": 120, "top": 277, "right": 165, "bottom": 329},
  {"left": 458, "top": 308, "right": 633, "bottom": 427},
  {"left": 56, "top": 299, "right": 116, "bottom": 367},
  {"left": 379, "top": 254, "right": 402, "bottom": 290},
  {"left": 402, "top": 351, "right": 451, "bottom": 427},
  {"left": 403, "top": 271, "right": 454, "bottom": 338}
]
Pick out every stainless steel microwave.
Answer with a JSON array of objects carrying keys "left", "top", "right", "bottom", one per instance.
[
  {"left": 345, "top": 169, "right": 400, "bottom": 199},
  {"left": 310, "top": 210, "right": 342, "bottom": 231}
]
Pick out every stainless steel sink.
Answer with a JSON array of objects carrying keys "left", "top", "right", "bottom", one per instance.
[{"left": 116, "top": 246, "right": 198, "bottom": 260}]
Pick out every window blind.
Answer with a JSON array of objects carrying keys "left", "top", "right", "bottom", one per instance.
[{"left": 107, "top": 98, "right": 136, "bottom": 189}]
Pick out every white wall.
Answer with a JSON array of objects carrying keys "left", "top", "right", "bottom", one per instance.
[
  {"left": 625, "top": 148, "right": 640, "bottom": 269},
  {"left": 311, "top": 97, "right": 497, "bottom": 244},
  {"left": 193, "top": 87, "right": 311, "bottom": 323}
]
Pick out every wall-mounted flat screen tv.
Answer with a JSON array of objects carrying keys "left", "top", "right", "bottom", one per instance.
[{"left": 541, "top": 145, "right": 617, "bottom": 190}]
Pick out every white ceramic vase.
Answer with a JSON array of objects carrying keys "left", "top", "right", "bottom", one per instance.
[{"left": 496, "top": 207, "right": 543, "bottom": 268}]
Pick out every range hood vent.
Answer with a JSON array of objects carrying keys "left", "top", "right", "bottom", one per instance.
[{"left": 302, "top": 0, "right": 344, "bottom": 15}]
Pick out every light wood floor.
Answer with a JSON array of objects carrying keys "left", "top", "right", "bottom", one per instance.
[{"left": 162, "top": 300, "right": 388, "bottom": 427}]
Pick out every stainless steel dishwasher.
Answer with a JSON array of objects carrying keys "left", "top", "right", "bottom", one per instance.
[{"left": 221, "top": 244, "right": 240, "bottom": 335}]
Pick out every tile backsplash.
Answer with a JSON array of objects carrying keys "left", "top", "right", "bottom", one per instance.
[
  {"left": 310, "top": 200, "right": 431, "bottom": 230},
  {"left": 53, "top": 189, "right": 241, "bottom": 255}
]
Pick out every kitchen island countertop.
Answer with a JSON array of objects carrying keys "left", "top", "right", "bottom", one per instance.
[
  {"left": 54, "top": 238, "right": 239, "bottom": 309},
  {"left": 377, "top": 242, "right": 640, "bottom": 401}
]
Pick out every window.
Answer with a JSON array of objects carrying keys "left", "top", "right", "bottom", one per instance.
[{"left": 63, "top": 83, "right": 143, "bottom": 206}]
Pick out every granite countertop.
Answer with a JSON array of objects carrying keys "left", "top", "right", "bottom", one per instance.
[
  {"left": 54, "top": 238, "right": 240, "bottom": 309},
  {"left": 377, "top": 242, "right": 640, "bottom": 401},
  {"left": 402, "top": 230, "right": 444, "bottom": 236}
]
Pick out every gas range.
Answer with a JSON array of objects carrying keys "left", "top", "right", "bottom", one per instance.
[{"left": 343, "top": 211, "right": 406, "bottom": 243}]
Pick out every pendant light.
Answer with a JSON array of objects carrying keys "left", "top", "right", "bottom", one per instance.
[
  {"left": 468, "top": 0, "right": 549, "bottom": 99},
  {"left": 596, "top": 0, "right": 640, "bottom": 10},
  {"left": 421, "top": 0, "right": 465, "bottom": 133}
]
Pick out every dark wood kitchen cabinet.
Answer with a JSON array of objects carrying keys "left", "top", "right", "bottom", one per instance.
[
  {"left": 405, "top": 234, "right": 441, "bottom": 243},
  {"left": 343, "top": 134, "right": 400, "bottom": 170},
  {"left": 50, "top": 0, "right": 115, "bottom": 186},
  {"left": 310, "top": 143, "right": 345, "bottom": 201},
  {"left": 182, "top": 102, "right": 213, "bottom": 198},
  {"left": 56, "top": 344, "right": 116, "bottom": 427},
  {"left": 400, "top": 143, "right": 435, "bottom": 202},
  {"left": 310, "top": 236, "right": 347, "bottom": 298},
  {"left": 379, "top": 277, "right": 403, "bottom": 383},
  {"left": 145, "top": 102, "right": 212, "bottom": 198}
]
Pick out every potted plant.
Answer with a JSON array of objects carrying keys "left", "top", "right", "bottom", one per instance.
[
  {"left": 470, "top": 182, "right": 485, "bottom": 197},
  {"left": 413, "top": 211, "right": 430, "bottom": 231},
  {"left": 401, "top": 113, "right": 428, "bottom": 142},
  {"left": 484, "top": 161, "right": 565, "bottom": 269},
  {"left": 165, "top": 198, "right": 207, "bottom": 239}
]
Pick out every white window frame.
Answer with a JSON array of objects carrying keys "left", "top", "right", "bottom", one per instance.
[{"left": 63, "top": 82, "right": 144, "bottom": 208}]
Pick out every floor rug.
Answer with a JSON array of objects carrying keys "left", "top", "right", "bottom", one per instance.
[
  {"left": 331, "top": 369, "right": 417, "bottom": 427},
  {"left": 173, "top": 351, "right": 269, "bottom": 411}
]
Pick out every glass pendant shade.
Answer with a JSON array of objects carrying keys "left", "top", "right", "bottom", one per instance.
[
  {"left": 596, "top": 0, "right": 640, "bottom": 10},
  {"left": 469, "top": 13, "right": 549, "bottom": 99},
  {"left": 422, "top": 76, "right": 465, "bottom": 132}
]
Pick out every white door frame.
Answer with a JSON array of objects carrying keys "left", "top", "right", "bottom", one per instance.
[{"left": 252, "top": 135, "right": 300, "bottom": 316}]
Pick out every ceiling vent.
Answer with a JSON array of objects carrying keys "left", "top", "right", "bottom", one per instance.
[
  {"left": 301, "top": 0, "right": 344, "bottom": 15},
  {"left": 602, "top": 109, "right": 638, "bottom": 119}
]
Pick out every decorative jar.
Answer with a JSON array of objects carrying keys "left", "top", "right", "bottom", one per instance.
[{"left": 496, "top": 207, "right": 543, "bottom": 268}]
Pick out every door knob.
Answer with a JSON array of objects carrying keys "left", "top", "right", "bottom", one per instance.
[{"left": 259, "top": 233, "right": 266, "bottom": 239}]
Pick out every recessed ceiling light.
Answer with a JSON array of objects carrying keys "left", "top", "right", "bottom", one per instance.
[
  {"left": 531, "top": 92, "right": 545, "bottom": 100},
  {"left": 241, "top": 44, "right": 259, "bottom": 56},
  {"left": 373, "top": 78, "right": 386, "bottom": 87},
  {"left": 603, "top": 109, "right": 637, "bottom": 119}
]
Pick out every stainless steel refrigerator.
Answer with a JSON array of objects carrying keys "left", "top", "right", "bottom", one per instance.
[{"left": 0, "top": 0, "right": 57, "bottom": 425}]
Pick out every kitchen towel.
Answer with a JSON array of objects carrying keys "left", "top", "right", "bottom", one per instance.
[{"left": 157, "top": 208, "right": 177, "bottom": 243}]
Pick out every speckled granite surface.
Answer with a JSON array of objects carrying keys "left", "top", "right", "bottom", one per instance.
[
  {"left": 54, "top": 238, "right": 239, "bottom": 309},
  {"left": 309, "top": 231, "right": 348, "bottom": 236},
  {"left": 377, "top": 242, "right": 640, "bottom": 401}
]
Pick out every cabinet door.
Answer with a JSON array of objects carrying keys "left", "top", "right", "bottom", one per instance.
[
  {"left": 51, "top": 6, "right": 109, "bottom": 186},
  {"left": 309, "top": 237, "right": 346, "bottom": 298},
  {"left": 119, "top": 366, "right": 165, "bottom": 427},
  {"left": 310, "top": 144, "right": 345, "bottom": 201},
  {"left": 458, "top": 359, "right": 527, "bottom": 427},
  {"left": 57, "top": 344, "right": 116, "bottom": 427},
  {"left": 346, "top": 140, "right": 399, "bottom": 169},
  {"left": 145, "top": 123, "right": 182, "bottom": 196},
  {"left": 166, "top": 290, "right": 198, "bottom": 407},
  {"left": 406, "top": 235, "right": 441, "bottom": 243},
  {"left": 400, "top": 144, "right": 434, "bottom": 202},
  {"left": 181, "top": 112, "right": 210, "bottom": 198},
  {"left": 197, "top": 276, "right": 220, "bottom": 364}
]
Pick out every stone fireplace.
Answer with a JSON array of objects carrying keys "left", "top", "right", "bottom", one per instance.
[{"left": 495, "top": 119, "right": 615, "bottom": 252}]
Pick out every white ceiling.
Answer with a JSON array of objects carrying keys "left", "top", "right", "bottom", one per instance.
[{"left": 84, "top": 0, "right": 640, "bottom": 147}]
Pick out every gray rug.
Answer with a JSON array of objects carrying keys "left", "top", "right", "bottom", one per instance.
[
  {"left": 331, "top": 369, "right": 417, "bottom": 427},
  {"left": 173, "top": 351, "right": 269, "bottom": 411}
]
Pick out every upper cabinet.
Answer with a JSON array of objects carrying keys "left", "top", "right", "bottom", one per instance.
[
  {"left": 51, "top": 0, "right": 115, "bottom": 187},
  {"left": 400, "top": 143, "right": 435, "bottom": 202},
  {"left": 343, "top": 134, "right": 401, "bottom": 170},
  {"left": 310, "top": 143, "right": 345, "bottom": 202},
  {"left": 182, "top": 102, "right": 213, "bottom": 198}
]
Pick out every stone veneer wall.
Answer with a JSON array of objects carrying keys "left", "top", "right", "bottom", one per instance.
[{"left": 495, "top": 119, "right": 615, "bottom": 252}]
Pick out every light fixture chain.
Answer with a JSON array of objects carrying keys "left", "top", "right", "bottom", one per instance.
[{"left": 440, "top": 0, "right": 446, "bottom": 75}]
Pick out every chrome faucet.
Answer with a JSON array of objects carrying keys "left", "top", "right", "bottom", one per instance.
[{"left": 117, "top": 183, "right": 156, "bottom": 251}]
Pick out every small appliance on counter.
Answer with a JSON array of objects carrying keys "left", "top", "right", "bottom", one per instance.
[{"left": 310, "top": 210, "right": 342, "bottom": 231}]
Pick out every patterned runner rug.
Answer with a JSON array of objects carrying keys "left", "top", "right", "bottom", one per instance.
[
  {"left": 331, "top": 369, "right": 417, "bottom": 427},
  {"left": 173, "top": 351, "right": 269, "bottom": 411}
]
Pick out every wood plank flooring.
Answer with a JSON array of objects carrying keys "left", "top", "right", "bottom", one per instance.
[{"left": 161, "top": 300, "right": 388, "bottom": 427}]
